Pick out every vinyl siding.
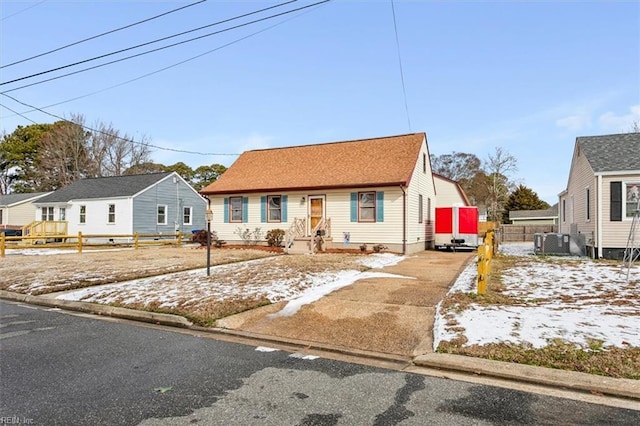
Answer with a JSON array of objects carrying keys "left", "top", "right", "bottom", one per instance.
[
  {"left": 559, "top": 147, "right": 596, "bottom": 244},
  {"left": 405, "top": 141, "right": 436, "bottom": 251},
  {"left": 3, "top": 202, "right": 40, "bottom": 226},
  {"left": 67, "top": 198, "right": 133, "bottom": 236},
  {"left": 434, "top": 177, "right": 467, "bottom": 207},
  {"left": 133, "top": 177, "right": 207, "bottom": 234},
  {"left": 601, "top": 174, "right": 640, "bottom": 248}
]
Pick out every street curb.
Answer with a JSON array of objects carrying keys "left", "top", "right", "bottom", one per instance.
[
  {"left": 413, "top": 353, "right": 640, "bottom": 401},
  {"left": 0, "top": 290, "right": 192, "bottom": 328}
]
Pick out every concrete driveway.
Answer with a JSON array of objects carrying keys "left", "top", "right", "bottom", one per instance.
[{"left": 216, "top": 250, "right": 475, "bottom": 357}]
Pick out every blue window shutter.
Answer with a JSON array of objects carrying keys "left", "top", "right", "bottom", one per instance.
[
  {"left": 282, "top": 195, "right": 288, "bottom": 222},
  {"left": 350, "top": 193, "right": 357, "bottom": 222},
  {"left": 260, "top": 196, "right": 266, "bottom": 222},
  {"left": 223, "top": 198, "right": 229, "bottom": 223},
  {"left": 242, "top": 197, "right": 249, "bottom": 223},
  {"left": 376, "top": 191, "right": 384, "bottom": 222}
]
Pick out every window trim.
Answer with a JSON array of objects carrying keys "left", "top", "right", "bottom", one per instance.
[
  {"left": 585, "top": 187, "right": 591, "bottom": 222},
  {"left": 624, "top": 181, "right": 640, "bottom": 220},
  {"left": 267, "top": 195, "right": 282, "bottom": 223},
  {"left": 229, "top": 196, "right": 243, "bottom": 223},
  {"left": 107, "top": 204, "right": 116, "bottom": 224},
  {"left": 157, "top": 204, "right": 168, "bottom": 225},
  {"left": 418, "top": 194, "right": 424, "bottom": 224},
  {"left": 41, "top": 206, "right": 54, "bottom": 221},
  {"left": 183, "top": 206, "right": 192, "bottom": 225},
  {"left": 358, "top": 191, "right": 376, "bottom": 223},
  {"left": 79, "top": 205, "right": 86, "bottom": 224}
]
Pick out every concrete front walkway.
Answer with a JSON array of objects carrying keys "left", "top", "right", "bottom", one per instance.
[{"left": 216, "top": 250, "right": 475, "bottom": 357}]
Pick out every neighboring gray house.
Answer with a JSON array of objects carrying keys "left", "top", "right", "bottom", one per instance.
[
  {"left": 559, "top": 132, "right": 640, "bottom": 259},
  {"left": 509, "top": 204, "right": 558, "bottom": 225},
  {"left": 0, "top": 192, "right": 51, "bottom": 228},
  {"left": 33, "top": 172, "right": 206, "bottom": 241}
]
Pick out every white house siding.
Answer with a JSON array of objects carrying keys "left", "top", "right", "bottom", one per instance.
[
  {"left": 210, "top": 186, "right": 412, "bottom": 253},
  {"left": 405, "top": 144, "right": 436, "bottom": 252},
  {"left": 433, "top": 177, "right": 466, "bottom": 207},
  {"left": 559, "top": 148, "right": 596, "bottom": 245},
  {"left": 601, "top": 173, "right": 640, "bottom": 250},
  {"left": 67, "top": 198, "right": 134, "bottom": 240}
]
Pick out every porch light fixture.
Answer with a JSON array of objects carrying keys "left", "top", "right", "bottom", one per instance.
[{"left": 206, "top": 208, "right": 213, "bottom": 276}]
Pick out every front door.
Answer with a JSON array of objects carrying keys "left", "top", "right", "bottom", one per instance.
[{"left": 309, "top": 196, "right": 325, "bottom": 233}]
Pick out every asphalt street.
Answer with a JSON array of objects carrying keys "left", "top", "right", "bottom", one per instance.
[{"left": 1, "top": 300, "right": 638, "bottom": 425}]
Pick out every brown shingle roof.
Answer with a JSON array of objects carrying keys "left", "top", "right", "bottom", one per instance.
[{"left": 201, "top": 133, "right": 427, "bottom": 195}]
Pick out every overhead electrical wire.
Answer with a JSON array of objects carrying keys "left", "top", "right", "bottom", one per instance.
[
  {"left": 1, "top": 0, "right": 300, "bottom": 86},
  {"left": 1, "top": 3, "right": 325, "bottom": 119},
  {"left": 0, "top": 0, "right": 47, "bottom": 22},
  {"left": 1, "top": 93, "right": 240, "bottom": 157},
  {"left": 390, "top": 0, "right": 412, "bottom": 132},
  {"left": 1, "top": 0, "right": 208, "bottom": 69}
]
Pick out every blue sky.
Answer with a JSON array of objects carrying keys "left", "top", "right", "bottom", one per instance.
[{"left": 1, "top": 0, "right": 638, "bottom": 203}]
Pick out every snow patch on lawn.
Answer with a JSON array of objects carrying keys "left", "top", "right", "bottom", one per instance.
[{"left": 434, "top": 242, "right": 640, "bottom": 350}]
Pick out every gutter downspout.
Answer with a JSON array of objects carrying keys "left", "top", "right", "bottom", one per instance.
[
  {"left": 597, "top": 174, "right": 603, "bottom": 259},
  {"left": 401, "top": 185, "right": 407, "bottom": 255}
]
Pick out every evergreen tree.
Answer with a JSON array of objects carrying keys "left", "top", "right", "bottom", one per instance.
[{"left": 503, "top": 184, "right": 551, "bottom": 223}]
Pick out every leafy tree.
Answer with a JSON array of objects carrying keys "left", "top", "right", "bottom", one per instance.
[
  {"left": 0, "top": 123, "right": 53, "bottom": 192},
  {"left": 503, "top": 184, "right": 551, "bottom": 223},
  {"left": 165, "top": 162, "right": 195, "bottom": 183},
  {"left": 192, "top": 164, "right": 227, "bottom": 191}
]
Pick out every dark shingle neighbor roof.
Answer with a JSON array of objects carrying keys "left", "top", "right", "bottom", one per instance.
[
  {"left": 0, "top": 192, "right": 51, "bottom": 207},
  {"left": 36, "top": 172, "right": 173, "bottom": 203},
  {"left": 201, "top": 133, "right": 427, "bottom": 195},
  {"left": 577, "top": 132, "right": 640, "bottom": 172},
  {"left": 509, "top": 204, "right": 558, "bottom": 220}
]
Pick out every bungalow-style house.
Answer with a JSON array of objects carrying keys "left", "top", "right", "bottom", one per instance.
[
  {"left": 33, "top": 172, "right": 206, "bottom": 242},
  {"left": 509, "top": 204, "right": 558, "bottom": 225},
  {"left": 200, "top": 133, "right": 437, "bottom": 254},
  {"left": 433, "top": 173, "right": 471, "bottom": 207},
  {"left": 558, "top": 132, "right": 640, "bottom": 259},
  {"left": 0, "top": 192, "right": 51, "bottom": 231}
]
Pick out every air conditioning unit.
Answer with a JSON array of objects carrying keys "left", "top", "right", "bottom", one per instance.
[{"left": 534, "top": 233, "right": 585, "bottom": 256}]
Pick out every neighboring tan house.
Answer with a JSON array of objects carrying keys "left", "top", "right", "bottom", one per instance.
[
  {"left": 33, "top": 172, "right": 206, "bottom": 242},
  {"left": 433, "top": 173, "right": 471, "bottom": 207},
  {"left": 558, "top": 132, "right": 640, "bottom": 260},
  {"left": 509, "top": 204, "right": 558, "bottom": 225},
  {"left": 0, "top": 192, "right": 51, "bottom": 229},
  {"left": 200, "top": 133, "right": 437, "bottom": 254}
]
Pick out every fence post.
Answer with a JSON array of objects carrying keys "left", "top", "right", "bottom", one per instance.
[
  {"left": 1, "top": 233, "right": 5, "bottom": 258},
  {"left": 477, "top": 244, "right": 487, "bottom": 294},
  {"left": 134, "top": 232, "right": 139, "bottom": 250},
  {"left": 177, "top": 231, "right": 182, "bottom": 247},
  {"left": 78, "top": 232, "right": 83, "bottom": 254}
]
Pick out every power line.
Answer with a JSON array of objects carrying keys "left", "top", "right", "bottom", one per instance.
[
  {"left": 1, "top": 0, "right": 299, "bottom": 85},
  {"left": 1, "top": 93, "right": 240, "bottom": 157},
  {"left": 0, "top": 0, "right": 47, "bottom": 22},
  {"left": 1, "top": 4, "right": 322, "bottom": 119},
  {"left": 1, "top": 0, "right": 207, "bottom": 69},
  {"left": 390, "top": 0, "right": 411, "bottom": 132},
  {"left": 1, "top": 0, "right": 330, "bottom": 94}
]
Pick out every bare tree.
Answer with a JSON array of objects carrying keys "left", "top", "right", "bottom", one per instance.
[
  {"left": 485, "top": 147, "right": 518, "bottom": 222},
  {"left": 88, "top": 120, "right": 153, "bottom": 176}
]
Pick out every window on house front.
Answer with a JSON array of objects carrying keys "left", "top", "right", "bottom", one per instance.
[
  {"left": 183, "top": 207, "right": 192, "bottom": 225},
  {"left": 418, "top": 194, "right": 424, "bottom": 223},
  {"left": 59, "top": 208, "right": 66, "bottom": 221},
  {"left": 108, "top": 204, "right": 116, "bottom": 224},
  {"left": 41, "top": 207, "right": 54, "bottom": 221},
  {"left": 157, "top": 205, "right": 167, "bottom": 225},
  {"left": 626, "top": 182, "right": 640, "bottom": 218},
  {"left": 423, "top": 154, "right": 427, "bottom": 173},
  {"left": 79, "top": 205, "right": 86, "bottom": 224},
  {"left": 562, "top": 199, "right": 566, "bottom": 222},
  {"left": 230, "top": 197, "right": 243, "bottom": 222},
  {"left": 268, "top": 196, "right": 281, "bottom": 222},
  {"left": 359, "top": 192, "right": 376, "bottom": 222},
  {"left": 585, "top": 188, "right": 591, "bottom": 221},
  {"left": 0, "top": 209, "right": 3, "bottom": 224}
]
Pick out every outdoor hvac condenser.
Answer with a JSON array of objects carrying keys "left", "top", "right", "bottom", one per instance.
[{"left": 435, "top": 206, "right": 479, "bottom": 250}]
